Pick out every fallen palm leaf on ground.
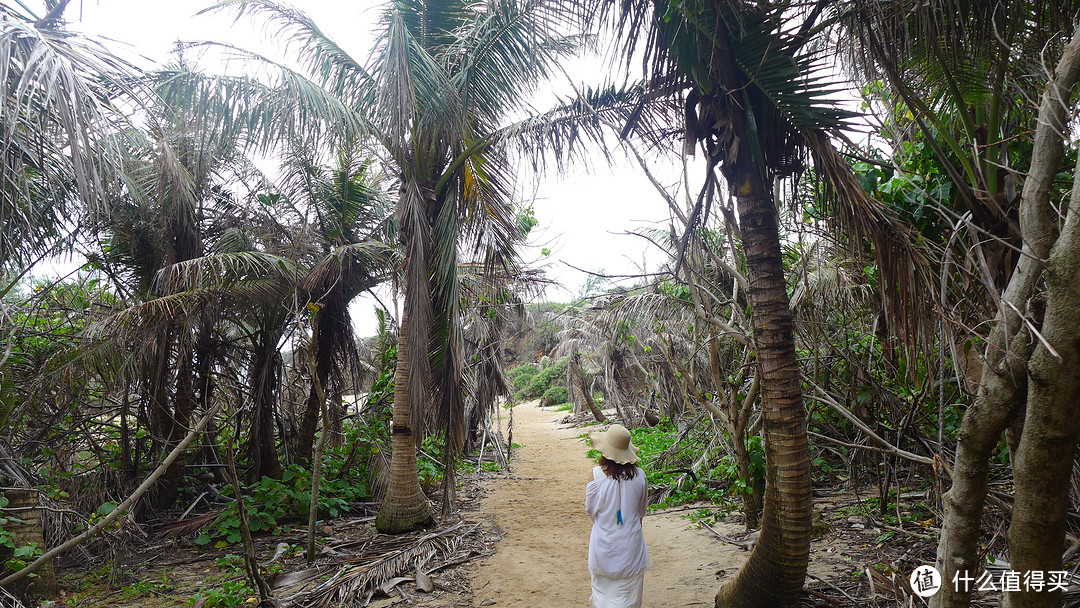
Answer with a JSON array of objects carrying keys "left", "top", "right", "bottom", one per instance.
[{"left": 272, "top": 520, "right": 484, "bottom": 607}]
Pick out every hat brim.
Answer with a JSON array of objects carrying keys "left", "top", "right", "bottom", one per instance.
[{"left": 596, "top": 434, "right": 641, "bottom": 465}]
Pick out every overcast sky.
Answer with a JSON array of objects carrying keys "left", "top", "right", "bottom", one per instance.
[{"left": 35, "top": 0, "right": 686, "bottom": 335}]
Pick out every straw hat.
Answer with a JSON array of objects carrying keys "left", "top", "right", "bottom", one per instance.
[{"left": 595, "top": 424, "right": 640, "bottom": 465}]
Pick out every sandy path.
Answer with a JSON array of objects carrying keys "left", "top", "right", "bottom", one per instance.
[{"left": 470, "top": 402, "right": 730, "bottom": 607}]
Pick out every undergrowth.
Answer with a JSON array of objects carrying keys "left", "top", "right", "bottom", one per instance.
[{"left": 580, "top": 418, "right": 764, "bottom": 513}]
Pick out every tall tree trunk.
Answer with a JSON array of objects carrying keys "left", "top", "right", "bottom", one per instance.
[
  {"left": 149, "top": 327, "right": 174, "bottom": 446},
  {"left": 154, "top": 344, "right": 196, "bottom": 509},
  {"left": 931, "top": 327, "right": 1030, "bottom": 608},
  {"left": 307, "top": 368, "right": 329, "bottom": 562},
  {"left": 120, "top": 380, "right": 132, "bottom": 477},
  {"left": 250, "top": 330, "right": 283, "bottom": 481},
  {"left": 715, "top": 185, "right": 811, "bottom": 608},
  {"left": 1002, "top": 159, "right": 1080, "bottom": 608},
  {"left": 375, "top": 318, "right": 432, "bottom": 534},
  {"left": 932, "top": 24, "right": 1080, "bottom": 608}
]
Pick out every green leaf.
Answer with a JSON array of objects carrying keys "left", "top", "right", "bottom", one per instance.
[{"left": 97, "top": 501, "right": 117, "bottom": 515}]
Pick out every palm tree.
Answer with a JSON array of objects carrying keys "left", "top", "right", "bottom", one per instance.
[
  {"left": 364, "top": 0, "right": 577, "bottom": 532},
  {"left": 273, "top": 142, "right": 395, "bottom": 466},
  {"left": 567, "top": 1, "right": 932, "bottom": 605},
  {"left": 89, "top": 62, "right": 283, "bottom": 506},
  {"left": 0, "top": 1, "right": 136, "bottom": 297},
  {"left": 195, "top": 0, "right": 576, "bottom": 532}
]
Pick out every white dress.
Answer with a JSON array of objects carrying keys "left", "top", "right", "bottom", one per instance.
[{"left": 586, "top": 465, "right": 649, "bottom": 608}]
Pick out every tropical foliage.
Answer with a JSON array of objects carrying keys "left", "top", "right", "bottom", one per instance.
[{"left": 5, "top": 1, "right": 1080, "bottom": 608}]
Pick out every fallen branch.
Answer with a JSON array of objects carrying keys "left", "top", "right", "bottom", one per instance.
[
  {"left": 0, "top": 400, "right": 224, "bottom": 588},
  {"left": 806, "top": 573, "right": 862, "bottom": 606},
  {"left": 802, "top": 586, "right": 840, "bottom": 607},
  {"left": 805, "top": 381, "right": 934, "bottom": 466},
  {"left": 700, "top": 522, "right": 757, "bottom": 549},
  {"left": 808, "top": 431, "right": 933, "bottom": 467},
  {"left": 661, "top": 468, "right": 699, "bottom": 484},
  {"left": 880, "top": 523, "right": 936, "bottom": 541}
]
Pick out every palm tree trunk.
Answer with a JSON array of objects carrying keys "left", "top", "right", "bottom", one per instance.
[
  {"left": 375, "top": 317, "right": 432, "bottom": 534},
  {"left": 149, "top": 327, "right": 174, "bottom": 445},
  {"left": 155, "top": 344, "right": 196, "bottom": 509},
  {"left": 250, "top": 330, "right": 283, "bottom": 481},
  {"left": 714, "top": 186, "right": 811, "bottom": 608},
  {"left": 573, "top": 354, "right": 606, "bottom": 422}
]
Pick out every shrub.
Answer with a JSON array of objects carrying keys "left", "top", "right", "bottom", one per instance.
[
  {"left": 523, "top": 356, "right": 569, "bottom": 399},
  {"left": 540, "top": 385, "right": 568, "bottom": 406},
  {"left": 508, "top": 364, "right": 539, "bottom": 379},
  {"left": 512, "top": 374, "right": 533, "bottom": 391},
  {"left": 196, "top": 459, "right": 367, "bottom": 548}
]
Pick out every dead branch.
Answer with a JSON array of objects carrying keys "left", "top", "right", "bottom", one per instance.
[{"left": 0, "top": 399, "right": 223, "bottom": 588}]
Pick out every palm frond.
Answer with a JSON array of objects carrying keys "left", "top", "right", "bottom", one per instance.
[
  {"left": 451, "top": 0, "right": 579, "bottom": 120},
  {"left": 152, "top": 58, "right": 364, "bottom": 152},
  {"left": 200, "top": 0, "right": 372, "bottom": 103},
  {"left": 668, "top": 0, "right": 857, "bottom": 132},
  {"left": 304, "top": 241, "right": 400, "bottom": 300},
  {"left": 291, "top": 521, "right": 478, "bottom": 607},
  {"left": 836, "top": 0, "right": 1080, "bottom": 94},
  {"left": 501, "top": 79, "right": 682, "bottom": 172},
  {"left": 154, "top": 250, "right": 301, "bottom": 294},
  {"left": 371, "top": 3, "right": 462, "bottom": 158},
  {"left": 0, "top": 12, "right": 141, "bottom": 261},
  {"left": 804, "top": 129, "right": 937, "bottom": 349}
]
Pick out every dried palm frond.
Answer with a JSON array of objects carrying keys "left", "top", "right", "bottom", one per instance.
[
  {"left": 804, "top": 130, "right": 938, "bottom": 355},
  {"left": 286, "top": 521, "right": 478, "bottom": 607}
]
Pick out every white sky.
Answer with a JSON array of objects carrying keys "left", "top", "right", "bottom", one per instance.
[{"left": 33, "top": 0, "right": 686, "bottom": 335}]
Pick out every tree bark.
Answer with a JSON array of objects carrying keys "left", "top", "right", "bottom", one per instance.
[
  {"left": 307, "top": 371, "right": 329, "bottom": 562},
  {"left": 296, "top": 317, "right": 333, "bottom": 466},
  {"left": 154, "top": 344, "right": 196, "bottom": 509},
  {"left": 1002, "top": 157, "right": 1080, "bottom": 608},
  {"left": 250, "top": 329, "right": 283, "bottom": 481},
  {"left": 375, "top": 317, "right": 433, "bottom": 534},
  {"left": 932, "top": 23, "right": 1080, "bottom": 608},
  {"left": 714, "top": 187, "right": 811, "bottom": 608}
]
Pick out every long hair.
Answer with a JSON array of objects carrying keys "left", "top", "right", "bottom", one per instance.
[{"left": 599, "top": 456, "right": 638, "bottom": 481}]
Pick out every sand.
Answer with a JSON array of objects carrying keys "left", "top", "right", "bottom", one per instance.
[{"left": 470, "top": 401, "right": 733, "bottom": 607}]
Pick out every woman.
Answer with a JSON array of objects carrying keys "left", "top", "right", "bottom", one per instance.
[{"left": 586, "top": 424, "right": 650, "bottom": 608}]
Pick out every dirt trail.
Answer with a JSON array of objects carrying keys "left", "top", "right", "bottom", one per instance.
[{"left": 470, "top": 402, "right": 731, "bottom": 607}]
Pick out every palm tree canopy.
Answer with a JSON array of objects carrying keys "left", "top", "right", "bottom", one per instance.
[{"left": 0, "top": 3, "right": 141, "bottom": 267}]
